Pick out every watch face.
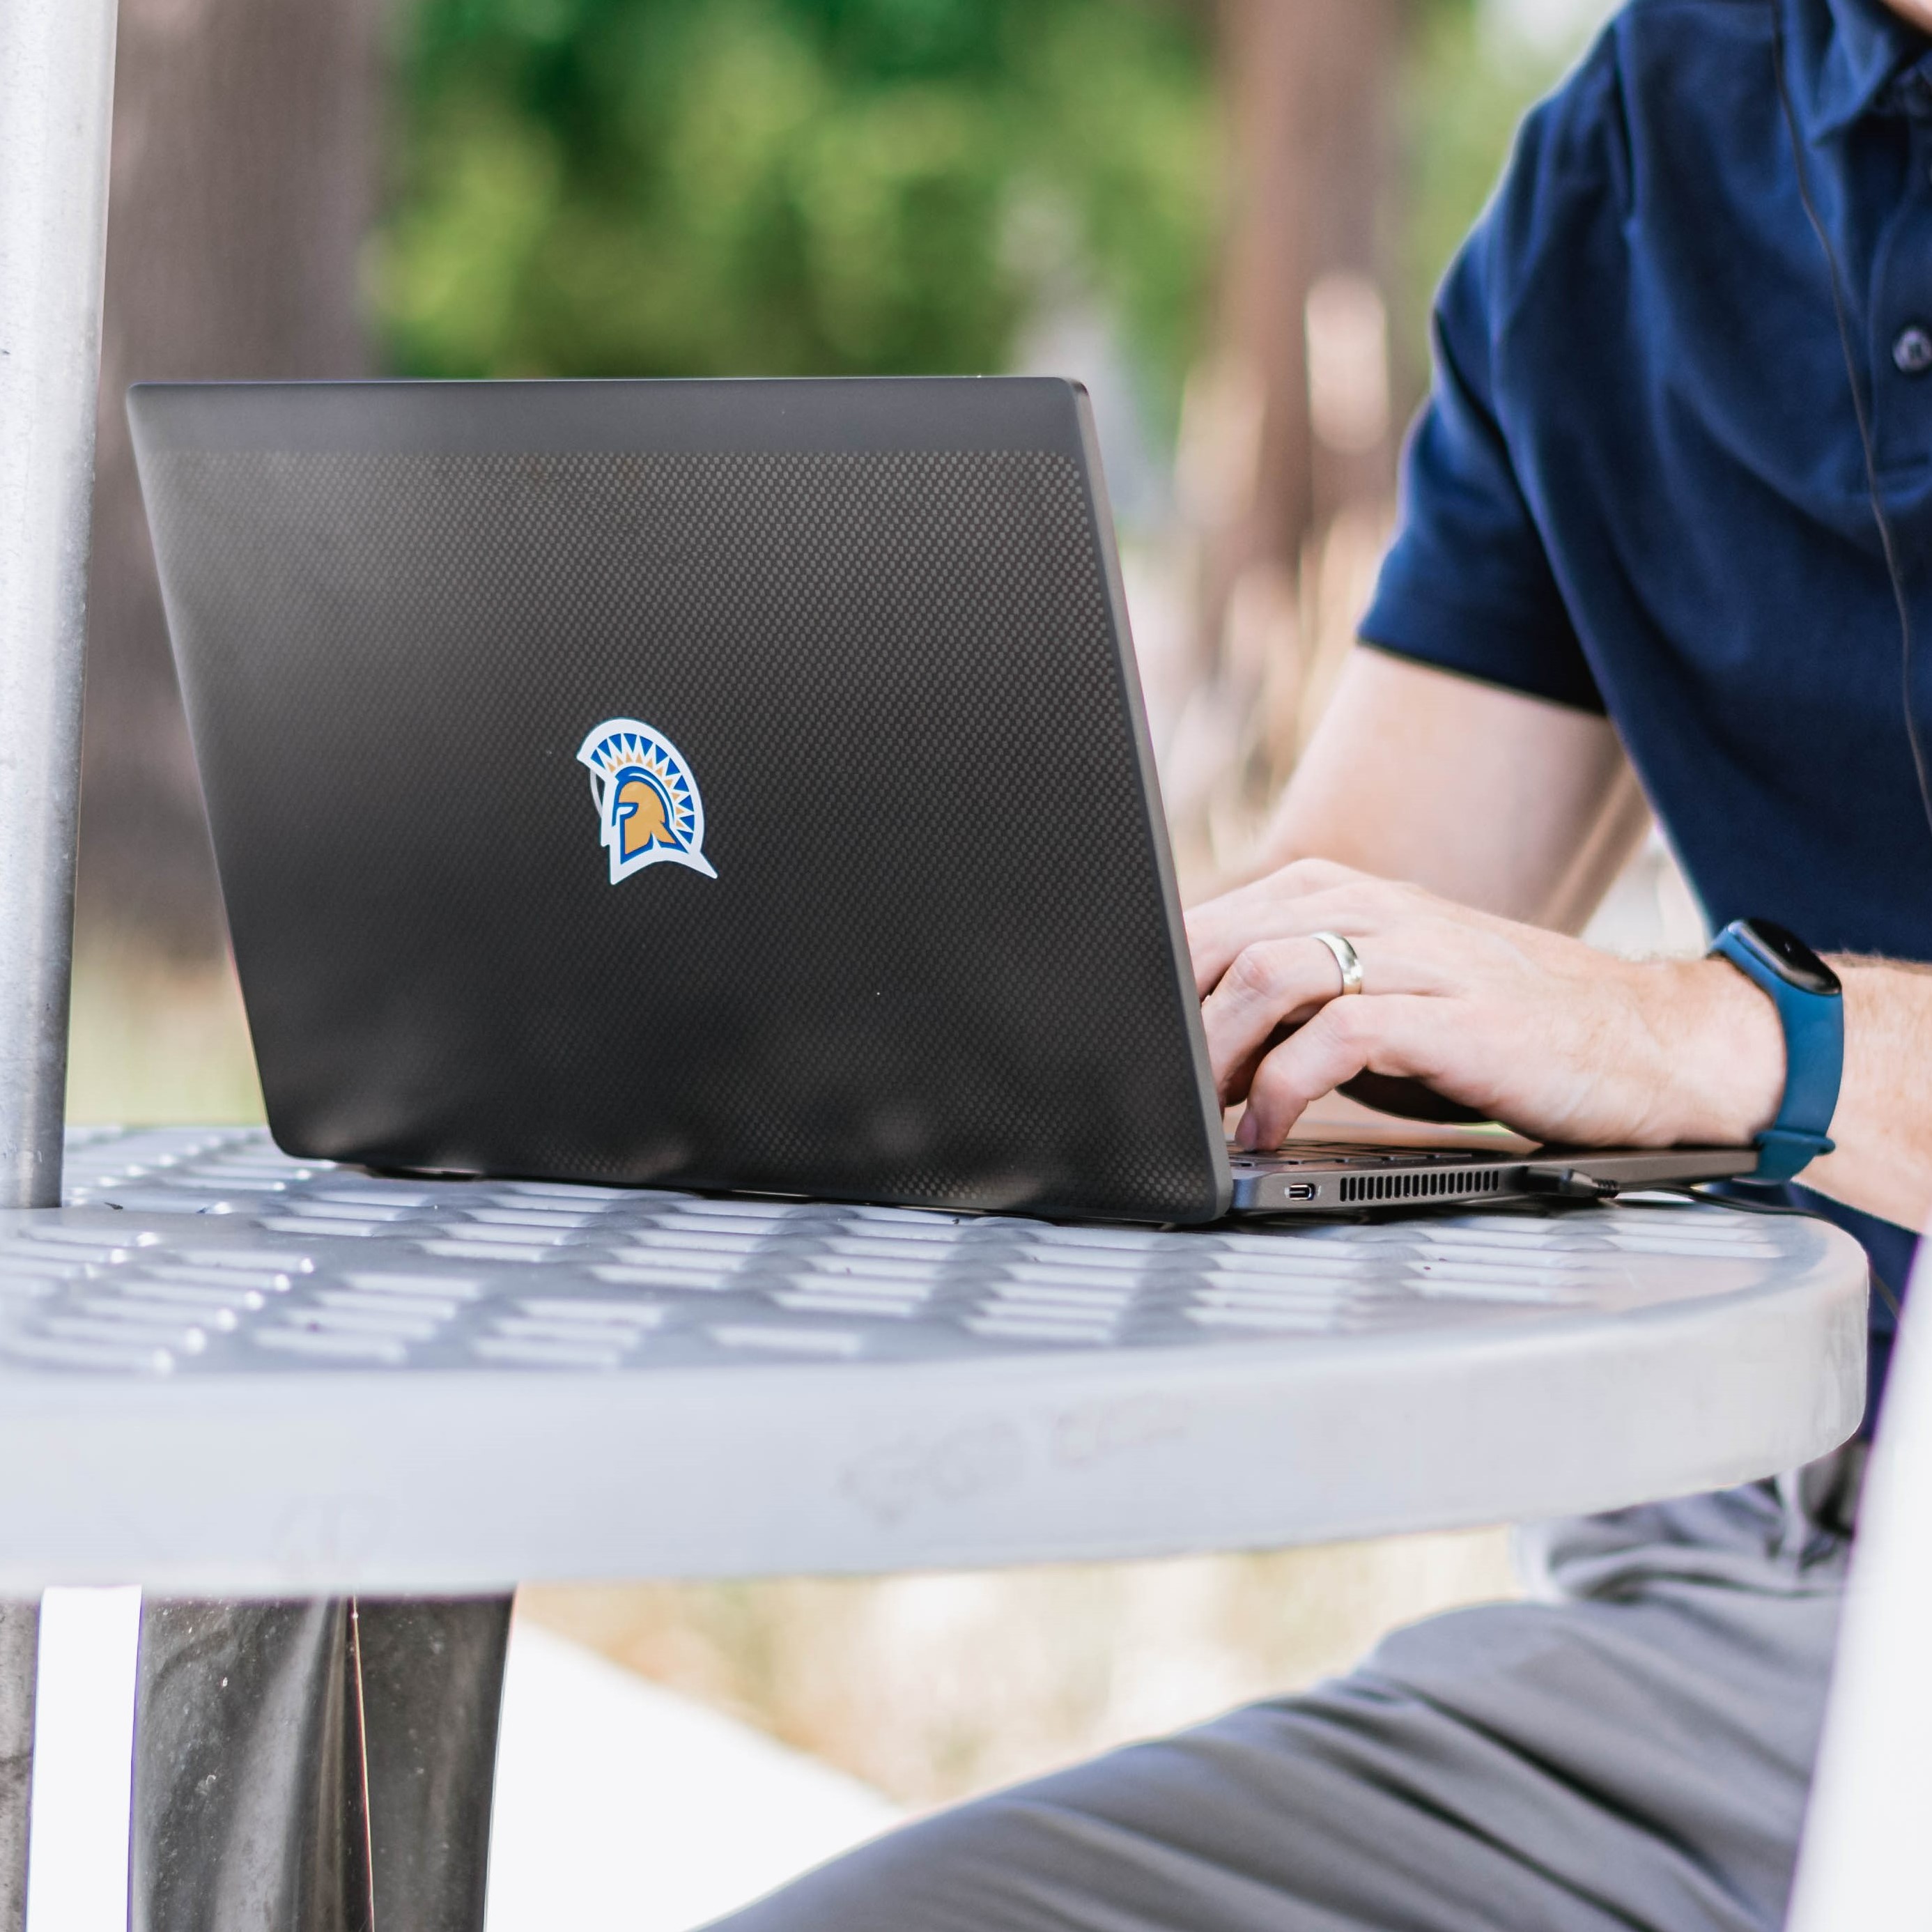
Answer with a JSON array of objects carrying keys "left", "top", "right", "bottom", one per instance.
[{"left": 1738, "top": 918, "right": 1842, "bottom": 996}]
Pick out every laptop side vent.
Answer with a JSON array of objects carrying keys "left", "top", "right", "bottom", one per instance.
[{"left": 1338, "top": 1168, "right": 1501, "bottom": 1205}]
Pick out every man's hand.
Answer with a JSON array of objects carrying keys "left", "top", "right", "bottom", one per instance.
[{"left": 1186, "top": 858, "right": 1786, "bottom": 1151}]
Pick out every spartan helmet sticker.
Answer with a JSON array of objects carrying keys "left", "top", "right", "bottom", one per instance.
[{"left": 577, "top": 718, "right": 717, "bottom": 884}]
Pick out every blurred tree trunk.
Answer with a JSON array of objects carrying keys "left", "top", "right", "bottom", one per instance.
[
  {"left": 79, "top": 0, "right": 382, "bottom": 960},
  {"left": 1214, "top": 0, "right": 1398, "bottom": 578},
  {"left": 1173, "top": 0, "right": 1400, "bottom": 875}
]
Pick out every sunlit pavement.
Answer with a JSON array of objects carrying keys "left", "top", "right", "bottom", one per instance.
[
  {"left": 23, "top": 1589, "right": 899, "bottom": 1932},
  {"left": 487, "top": 1620, "right": 899, "bottom": 1932}
]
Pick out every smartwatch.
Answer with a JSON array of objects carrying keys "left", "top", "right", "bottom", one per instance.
[{"left": 1706, "top": 918, "right": 1844, "bottom": 1183}]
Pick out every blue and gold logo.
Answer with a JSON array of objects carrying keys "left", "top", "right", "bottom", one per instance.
[{"left": 576, "top": 717, "right": 717, "bottom": 884}]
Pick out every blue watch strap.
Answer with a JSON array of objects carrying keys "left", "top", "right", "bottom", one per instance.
[{"left": 1708, "top": 922, "right": 1844, "bottom": 1182}]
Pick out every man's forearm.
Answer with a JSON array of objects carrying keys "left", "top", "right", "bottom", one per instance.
[
  {"left": 1198, "top": 651, "right": 1932, "bottom": 1229},
  {"left": 1800, "top": 959, "right": 1932, "bottom": 1232},
  {"left": 1502, "top": 948, "right": 1932, "bottom": 1231},
  {"left": 1249, "top": 648, "right": 1639, "bottom": 924}
]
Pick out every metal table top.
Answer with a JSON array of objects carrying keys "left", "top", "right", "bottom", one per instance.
[{"left": 0, "top": 1127, "right": 1867, "bottom": 1594}]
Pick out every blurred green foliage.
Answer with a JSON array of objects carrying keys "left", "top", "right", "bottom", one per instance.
[
  {"left": 375, "top": 0, "right": 1220, "bottom": 425},
  {"left": 375, "top": 0, "right": 1586, "bottom": 442}
]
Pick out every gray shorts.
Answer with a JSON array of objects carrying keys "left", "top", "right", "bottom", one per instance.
[{"left": 707, "top": 1449, "right": 1862, "bottom": 1932}]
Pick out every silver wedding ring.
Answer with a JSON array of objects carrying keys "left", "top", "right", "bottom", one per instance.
[{"left": 1309, "top": 930, "right": 1364, "bottom": 997}]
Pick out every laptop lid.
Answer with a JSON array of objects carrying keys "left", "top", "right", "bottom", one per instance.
[{"left": 129, "top": 376, "right": 1231, "bottom": 1223}]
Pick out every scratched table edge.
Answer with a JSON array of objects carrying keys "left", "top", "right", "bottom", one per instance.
[
  {"left": 0, "top": 1244, "right": 1867, "bottom": 1595},
  {"left": 0, "top": 1127, "right": 1866, "bottom": 1591}
]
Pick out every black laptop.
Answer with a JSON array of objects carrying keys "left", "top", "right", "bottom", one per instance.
[{"left": 128, "top": 376, "right": 1755, "bottom": 1222}]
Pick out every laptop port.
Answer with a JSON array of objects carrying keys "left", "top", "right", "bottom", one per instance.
[{"left": 1283, "top": 1182, "right": 1317, "bottom": 1200}]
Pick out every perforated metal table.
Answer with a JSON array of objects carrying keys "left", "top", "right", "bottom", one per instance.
[{"left": 0, "top": 1125, "right": 1868, "bottom": 1595}]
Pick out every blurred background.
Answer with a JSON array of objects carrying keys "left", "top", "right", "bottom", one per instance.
[{"left": 69, "top": 0, "right": 1706, "bottom": 1914}]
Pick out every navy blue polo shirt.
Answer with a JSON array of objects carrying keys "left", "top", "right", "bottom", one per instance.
[{"left": 1360, "top": 0, "right": 1932, "bottom": 1419}]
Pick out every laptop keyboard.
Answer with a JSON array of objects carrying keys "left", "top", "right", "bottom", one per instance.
[{"left": 1227, "top": 1141, "right": 1509, "bottom": 1171}]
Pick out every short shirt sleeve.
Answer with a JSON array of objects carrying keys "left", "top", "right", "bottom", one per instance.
[{"left": 1360, "top": 196, "right": 1606, "bottom": 715}]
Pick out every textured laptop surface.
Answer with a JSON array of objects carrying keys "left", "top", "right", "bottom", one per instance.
[{"left": 131, "top": 378, "right": 1228, "bottom": 1222}]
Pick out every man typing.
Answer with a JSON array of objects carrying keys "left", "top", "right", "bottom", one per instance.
[{"left": 715, "top": 0, "right": 1932, "bottom": 1923}]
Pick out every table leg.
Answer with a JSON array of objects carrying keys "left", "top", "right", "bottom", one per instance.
[
  {"left": 355, "top": 1597, "right": 512, "bottom": 1932},
  {"left": 130, "top": 1595, "right": 511, "bottom": 1932},
  {"left": 0, "top": 1602, "right": 36, "bottom": 1932}
]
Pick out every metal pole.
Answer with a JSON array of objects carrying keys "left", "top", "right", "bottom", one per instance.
[
  {"left": 0, "top": 1605, "right": 36, "bottom": 1932},
  {"left": 0, "top": 0, "right": 121, "bottom": 1210}
]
